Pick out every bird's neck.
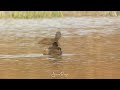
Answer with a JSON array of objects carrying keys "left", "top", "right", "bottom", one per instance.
[{"left": 54, "top": 37, "right": 60, "bottom": 41}]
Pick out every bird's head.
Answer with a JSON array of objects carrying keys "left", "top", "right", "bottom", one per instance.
[{"left": 55, "top": 31, "right": 61, "bottom": 40}]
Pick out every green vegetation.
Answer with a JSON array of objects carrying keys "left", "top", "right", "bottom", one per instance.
[
  {"left": 63, "top": 11, "right": 120, "bottom": 16},
  {"left": 0, "top": 11, "right": 119, "bottom": 19},
  {"left": 0, "top": 11, "right": 63, "bottom": 18}
]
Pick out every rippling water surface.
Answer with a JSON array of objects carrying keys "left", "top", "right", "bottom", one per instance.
[{"left": 0, "top": 17, "right": 120, "bottom": 79}]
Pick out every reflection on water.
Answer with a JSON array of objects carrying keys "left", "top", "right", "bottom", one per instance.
[{"left": 0, "top": 17, "right": 120, "bottom": 79}]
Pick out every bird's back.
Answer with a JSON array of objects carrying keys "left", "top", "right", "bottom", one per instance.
[
  {"left": 38, "top": 31, "right": 61, "bottom": 45},
  {"left": 48, "top": 46, "right": 62, "bottom": 56},
  {"left": 38, "top": 38, "right": 59, "bottom": 45}
]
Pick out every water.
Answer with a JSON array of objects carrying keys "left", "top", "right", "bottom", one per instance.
[{"left": 0, "top": 17, "right": 120, "bottom": 79}]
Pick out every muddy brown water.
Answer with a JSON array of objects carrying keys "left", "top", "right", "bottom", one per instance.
[{"left": 0, "top": 17, "right": 119, "bottom": 79}]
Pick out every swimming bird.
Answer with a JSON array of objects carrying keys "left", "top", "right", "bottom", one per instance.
[
  {"left": 38, "top": 31, "right": 61, "bottom": 45},
  {"left": 43, "top": 42, "right": 62, "bottom": 56}
]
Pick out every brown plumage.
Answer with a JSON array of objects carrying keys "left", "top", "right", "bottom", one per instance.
[
  {"left": 38, "top": 31, "right": 61, "bottom": 45},
  {"left": 43, "top": 42, "right": 62, "bottom": 56}
]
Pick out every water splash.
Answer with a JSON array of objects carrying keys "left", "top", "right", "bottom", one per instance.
[{"left": 0, "top": 54, "right": 80, "bottom": 59}]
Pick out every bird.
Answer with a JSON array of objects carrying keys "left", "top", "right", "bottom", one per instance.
[
  {"left": 43, "top": 42, "right": 62, "bottom": 56},
  {"left": 38, "top": 31, "right": 61, "bottom": 45}
]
